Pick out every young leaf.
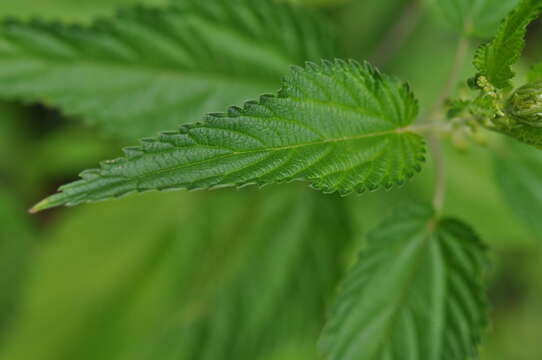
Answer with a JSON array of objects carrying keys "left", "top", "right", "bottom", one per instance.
[
  {"left": 320, "top": 204, "right": 488, "bottom": 360},
  {"left": 424, "top": 0, "right": 520, "bottom": 38},
  {"left": 473, "top": 0, "right": 542, "bottom": 89},
  {"left": 494, "top": 139, "right": 542, "bottom": 240},
  {"left": 32, "top": 60, "right": 426, "bottom": 212},
  {"left": 0, "top": 0, "right": 335, "bottom": 138}
]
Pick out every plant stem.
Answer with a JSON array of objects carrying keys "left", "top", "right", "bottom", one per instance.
[
  {"left": 430, "top": 135, "right": 446, "bottom": 213},
  {"left": 428, "top": 35, "right": 469, "bottom": 213}
]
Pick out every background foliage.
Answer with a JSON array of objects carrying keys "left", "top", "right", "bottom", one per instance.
[{"left": 0, "top": 1, "right": 540, "bottom": 359}]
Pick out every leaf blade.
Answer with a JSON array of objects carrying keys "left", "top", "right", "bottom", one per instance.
[
  {"left": 319, "top": 204, "right": 488, "bottom": 360},
  {"left": 32, "top": 60, "right": 426, "bottom": 211},
  {"left": 0, "top": 0, "right": 336, "bottom": 138}
]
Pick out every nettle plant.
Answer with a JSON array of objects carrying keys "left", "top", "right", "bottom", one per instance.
[{"left": 3, "top": 0, "right": 542, "bottom": 358}]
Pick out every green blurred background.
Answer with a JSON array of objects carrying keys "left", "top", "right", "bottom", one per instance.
[{"left": 0, "top": 0, "right": 540, "bottom": 359}]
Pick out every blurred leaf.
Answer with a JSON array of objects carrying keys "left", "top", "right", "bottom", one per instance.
[
  {"left": 33, "top": 60, "right": 425, "bottom": 212},
  {"left": 493, "top": 139, "right": 542, "bottom": 241},
  {"left": 482, "top": 248, "right": 542, "bottom": 360},
  {"left": 0, "top": 0, "right": 167, "bottom": 23},
  {"left": 0, "top": 0, "right": 335, "bottom": 139},
  {"left": 0, "top": 186, "right": 350, "bottom": 360},
  {"left": 335, "top": 0, "right": 411, "bottom": 61},
  {"left": 423, "top": 0, "right": 520, "bottom": 38},
  {"left": 29, "top": 125, "right": 117, "bottom": 178},
  {"left": 320, "top": 204, "right": 488, "bottom": 360},
  {"left": 0, "top": 191, "right": 33, "bottom": 340},
  {"left": 473, "top": 0, "right": 542, "bottom": 89}
]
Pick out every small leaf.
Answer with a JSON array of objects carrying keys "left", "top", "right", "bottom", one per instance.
[
  {"left": 493, "top": 139, "right": 542, "bottom": 240},
  {"left": 32, "top": 60, "right": 426, "bottom": 212},
  {"left": 473, "top": 0, "right": 542, "bottom": 89},
  {"left": 320, "top": 203, "right": 488, "bottom": 360},
  {"left": 0, "top": 0, "right": 335, "bottom": 138}
]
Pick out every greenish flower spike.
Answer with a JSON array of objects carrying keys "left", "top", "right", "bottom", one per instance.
[
  {"left": 506, "top": 81, "right": 542, "bottom": 126},
  {"left": 31, "top": 60, "right": 426, "bottom": 212}
]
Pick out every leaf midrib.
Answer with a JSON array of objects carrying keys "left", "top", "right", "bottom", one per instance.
[
  {"left": 121, "top": 126, "right": 413, "bottom": 184},
  {"left": 361, "top": 226, "right": 434, "bottom": 360},
  {"left": 54, "top": 126, "right": 415, "bottom": 206}
]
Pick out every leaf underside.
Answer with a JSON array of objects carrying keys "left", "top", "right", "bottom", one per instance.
[
  {"left": 0, "top": 0, "right": 335, "bottom": 138},
  {"left": 473, "top": 0, "right": 542, "bottom": 89},
  {"left": 320, "top": 204, "right": 488, "bottom": 360},
  {"left": 33, "top": 60, "right": 425, "bottom": 212}
]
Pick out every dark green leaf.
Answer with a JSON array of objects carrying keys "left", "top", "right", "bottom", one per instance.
[
  {"left": 320, "top": 204, "right": 488, "bottom": 360},
  {"left": 32, "top": 60, "right": 425, "bottom": 211}
]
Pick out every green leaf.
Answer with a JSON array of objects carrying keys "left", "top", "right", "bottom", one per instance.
[
  {"left": 473, "top": 0, "right": 542, "bottom": 89},
  {"left": 0, "top": 0, "right": 335, "bottom": 138},
  {"left": 1, "top": 186, "right": 350, "bottom": 360},
  {"left": 0, "top": 0, "right": 167, "bottom": 23},
  {"left": 320, "top": 204, "right": 488, "bottom": 360},
  {"left": 493, "top": 139, "right": 542, "bottom": 240},
  {"left": 32, "top": 60, "right": 425, "bottom": 212},
  {"left": 424, "top": 0, "right": 520, "bottom": 38}
]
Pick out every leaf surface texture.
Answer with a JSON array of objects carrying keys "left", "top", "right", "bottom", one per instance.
[
  {"left": 320, "top": 204, "right": 488, "bottom": 360},
  {"left": 34, "top": 60, "right": 425, "bottom": 211}
]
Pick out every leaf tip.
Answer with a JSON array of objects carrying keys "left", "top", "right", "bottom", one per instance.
[
  {"left": 29, "top": 198, "right": 50, "bottom": 214},
  {"left": 29, "top": 195, "right": 63, "bottom": 213}
]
